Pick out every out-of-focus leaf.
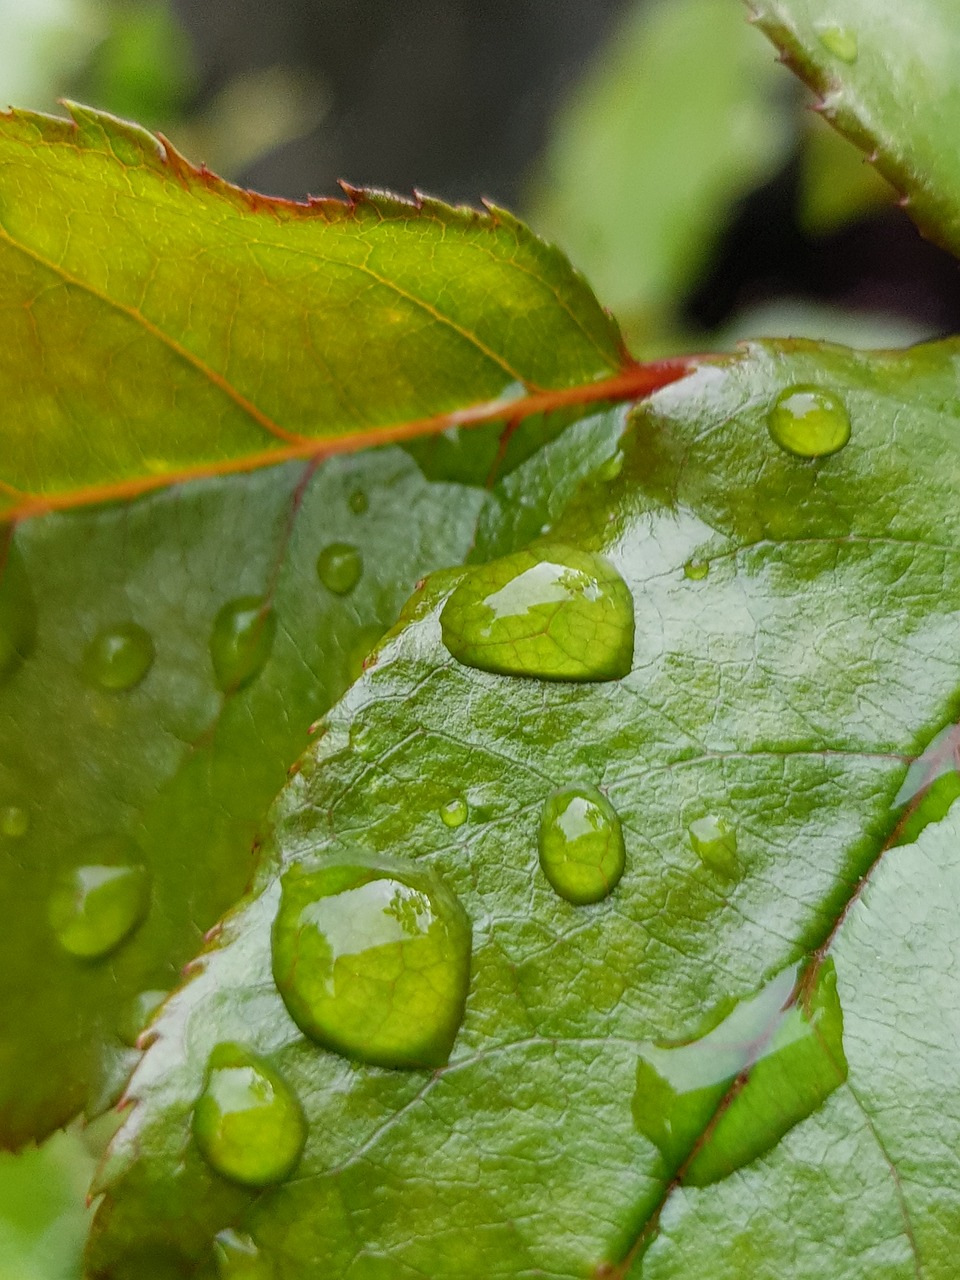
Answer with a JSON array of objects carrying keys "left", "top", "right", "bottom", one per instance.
[
  {"left": 799, "top": 112, "right": 893, "bottom": 234},
  {"left": 0, "top": 1128, "right": 94, "bottom": 1280},
  {"left": 0, "top": 0, "right": 102, "bottom": 113},
  {"left": 88, "top": 336, "right": 960, "bottom": 1277},
  {"left": 529, "top": 0, "right": 793, "bottom": 341}
]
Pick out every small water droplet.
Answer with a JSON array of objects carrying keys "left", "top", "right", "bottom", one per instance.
[
  {"left": 597, "top": 451, "right": 624, "bottom": 482},
  {"left": 348, "top": 488, "right": 368, "bottom": 515},
  {"left": 48, "top": 836, "right": 150, "bottom": 959},
  {"left": 439, "top": 544, "right": 634, "bottom": 681},
  {"left": 272, "top": 854, "right": 472, "bottom": 1069},
  {"left": 683, "top": 558, "right": 710, "bottom": 581},
  {"left": 767, "top": 385, "right": 851, "bottom": 458},
  {"left": 816, "top": 22, "right": 858, "bottom": 61},
  {"left": 210, "top": 597, "right": 276, "bottom": 692},
  {"left": 118, "top": 988, "right": 167, "bottom": 1047},
  {"left": 440, "top": 796, "right": 468, "bottom": 828},
  {"left": 688, "top": 814, "right": 740, "bottom": 878},
  {"left": 214, "top": 1229, "right": 275, "bottom": 1279},
  {"left": 0, "top": 803, "right": 29, "bottom": 838},
  {"left": 538, "top": 785, "right": 625, "bottom": 905},
  {"left": 317, "top": 543, "right": 363, "bottom": 596},
  {"left": 193, "top": 1042, "right": 305, "bottom": 1187},
  {"left": 84, "top": 623, "right": 155, "bottom": 691},
  {"left": 0, "top": 542, "right": 36, "bottom": 683},
  {"left": 632, "top": 960, "right": 846, "bottom": 1183}
]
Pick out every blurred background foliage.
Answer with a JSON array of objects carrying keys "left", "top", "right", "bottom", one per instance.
[{"left": 1, "top": 0, "right": 958, "bottom": 1274}]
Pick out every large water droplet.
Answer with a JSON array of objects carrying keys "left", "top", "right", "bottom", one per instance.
[
  {"left": 0, "top": 542, "right": 37, "bottom": 682},
  {"left": 210, "top": 597, "right": 276, "bottom": 692},
  {"left": 317, "top": 543, "right": 363, "bottom": 596},
  {"left": 440, "top": 796, "right": 468, "bottom": 828},
  {"left": 539, "top": 785, "right": 625, "bottom": 905},
  {"left": 272, "top": 854, "right": 472, "bottom": 1069},
  {"left": 214, "top": 1229, "right": 275, "bottom": 1279},
  {"left": 816, "top": 22, "right": 858, "bottom": 61},
  {"left": 84, "top": 623, "right": 154, "bottom": 691},
  {"left": 683, "top": 558, "right": 709, "bottom": 581},
  {"left": 118, "top": 988, "right": 168, "bottom": 1048},
  {"left": 48, "top": 837, "right": 150, "bottom": 959},
  {"left": 632, "top": 959, "right": 847, "bottom": 1184},
  {"left": 767, "top": 386, "right": 851, "bottom": 458},
  {"left": 688, "top": 814, "right": 740, "bottom": 879},
  {"left": 439, "top": 544, "right": 634, "bottom": 681},
  {"left": 193, "top": 1043, "right": 305, "bottom": 1187},
  {"left": 348, "top": 488, "right": 368, "bottom": 515},
  {"left": 0, "top": 803, "right": 29, "bottom": 838}
]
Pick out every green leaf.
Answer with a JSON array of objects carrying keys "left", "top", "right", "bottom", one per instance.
[
  {"left": 529, "top": 0, "right": 793, "bottom": 340},
  {"left": 752, "top": 0, "right": 960, "bottom": 254},
  {"left": 89, "top": 337, "right": 960, "bottom": 1277},
  {"left": 0, "top": 104, "right": 623, "bottom": 518}
]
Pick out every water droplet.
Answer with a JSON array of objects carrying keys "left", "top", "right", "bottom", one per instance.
[
  {"left": 118, "top": 988, "right": 167, "bottom": 1047},
  {"left": 767, "top": 385, "right": 851, "bottom": 458},
  {"left": 632, "top": 960, "right": 846, "bottom": 1184},
  {"left": 48, "top": 836, "right": 150, "bottom": 959},
  {"left": 210, "top": 597, "right": 276, "bottom": 692},
  {"left": 683, "top": 558, "right": 709, "bottom": 581},
  {"left": 688, "top": 814, "right": 740, "bottom": 879},
  {"left": 193, "top": 1043, "right": 305, "bottom": 1187},
  {"left": 214, "top": 1229, "right": 275, "bottom": 1279},
  {"left": 0, "top": 803, "right": 29, "bottom": 838},
  {"left": 348, "top": 488, "right": 368, "bottom": 515},
  {"left": 0, "top": 542, "right": 37, "bottom": 681},
  {"left": 816, "top": 23, "right": 858, "bottom": 61},
  {"left": 440, "top": 797, "right": 468, "bottom": 828},
  {"left": 272, "top": 854, "right": 472, "bottom": 1069},
  {"left": 316, "top": 542, "right": 363, "bottom": 596},
  {"left": 439, "top": 544, "right": 635, "bottom": 681},
  {"left": 538, "top": 785, "right": 625, "bottom": 905},
  {"left": 597, "top": 451, "right": 624, "bottom": 482},
  {"left": 84, "top": 623, "right": 154, "bottom": 691}
]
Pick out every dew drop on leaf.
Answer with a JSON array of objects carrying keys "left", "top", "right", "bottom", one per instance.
[
  {"left": 439, "top": 544, "right": 635, "bottom": 681},
  {"left": 48, "top": 836, "right": 150, "bottom": 959},
  {"left": 118, "top": 988, "right": 168, "bottom": 1048},
  {"left": 683, "top": 558, "right": 710, "bottom": 581},
  {"left": 816, "top": 22, "right": 858, "bottom": 61},
  {"left": 767, "top": 385, "right": 851, "bottom": 458},
  {"left": 439, "top": 796, "right": 468, "bottom": 828},
  {"left": 538, "top": 785, "right": 625, "bottom": 905},
  {"left": 210, "top": 597, "right": 276, "bottom": 692},
  {"left": 316, "top": 542, "right": 363, "bottom": 596},
  {"left": 192, "top": 1043, "right": 305, "bottom": 1188},
  {"left": 348, "top": 488, "right": 369, "bottom": 515},
  {"left": 214, "top": 1228, "right": 275, "bottom": 1279},
  {"left": 0, "top": 802, "right": 29, "bottom": 838},
  {"left": 632, "top": 959, "right": 847, "bottom": 1184},
  {"left": 688, "top": 814, "right": 740, "bottom": 879},
  {"left": 271, "top": 855, "right": 472, "bottom": 1069},
  {"left": 0, "top": 541, "right": 37, "bottom": 682},
  {"left": 83, "top": 622, "right": 155, "bottom": 691}
]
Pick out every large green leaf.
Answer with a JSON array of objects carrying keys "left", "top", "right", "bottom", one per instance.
[
  {"left": 752, "top": 0, "right": 960, "bottom": 254},
  {"left": 88, "top": 337, "right": 960, "bottom": 1277}
]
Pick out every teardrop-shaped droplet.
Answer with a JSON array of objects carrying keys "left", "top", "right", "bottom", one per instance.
[
  {"left": 816, "top": 22, "right": 858, "bottom": 61},
  {"left": 193, "top": 1043, "right": 305, "bottom": 1188},
  {"left": 683, "top": 558, "right": 709, "bottom": 581},
  {"left": 439, "top": 544, "right": 634, "bottom": 681},
  {"left": 440, "top": 797, "right": 468, "bottom": 828},
  {"left": 0, "top": 802, "right": 29, "bottom": 838},
  {"left": 767, "top": 386, "right": 851, "bottom": 458},
  {"left": 688, "top": 814, "right": 740, "bottom": 879},
  {"left": 118, "top": 988, "right": 168, "bottom": 1047},
  {"left": 84, "top": 623, "right": 155, "bottom": 691},
  {"left": 538, "top": 785, "right": 625, "bottom": 905},
  {"left": 272, "top": 854, "right": 472, "bottom": 1069},
  {"left": 348, "top": 488, "right": 368, "bottom": 515},
  {"left": 48, "top": 836, "right": 150, "bottom": 959},
  {"left": 317, "top": 543, "right": 363, "bottom": 596},
  {"left": 210, "top": 597, "right": 276, "bottom": 692},
  {"left": 214, "top": 1229, "right": 275, "bottom": 1279},
  {"left": 632, "top": 959, "right": 846, "bottom": 1184},
  {"left": 0, "top": 542, "right": 37, "bottom": 682}
]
